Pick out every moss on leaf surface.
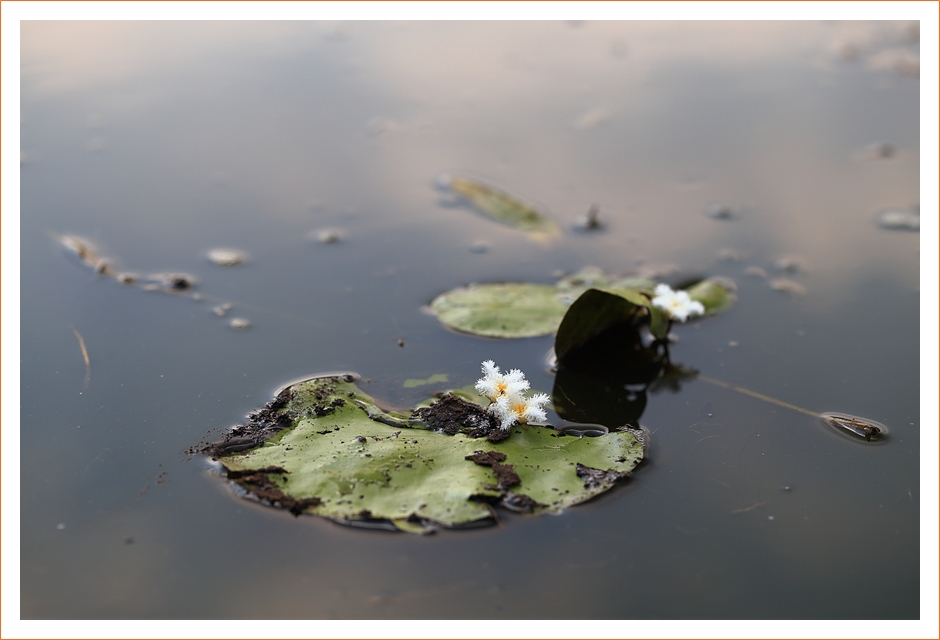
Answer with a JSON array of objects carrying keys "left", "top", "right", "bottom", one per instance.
[{"left": 211, "top": 375, "right": 644, "bottom": 533}]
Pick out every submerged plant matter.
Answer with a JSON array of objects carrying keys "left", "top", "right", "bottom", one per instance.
[{"left": 443, "top": 176, "right": 559, "bottom": 236}]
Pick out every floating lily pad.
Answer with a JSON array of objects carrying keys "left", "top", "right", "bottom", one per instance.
[
  {"left": 429, "top": 268, "right": 656, "bottom": 339},
  {"left": 206, "top": 375, "right": 645, "bottom": 533},
  {"left": 446, "top": 176, "right": 559, "bottom": 235},
  {"left": 429, "top": 282, "right": 569, "bottom": 338},
  {"left": 428, "top": 270, "right": 733, "bottom": 341},
  {"left": 685, "top": 277, "right": 737, "bottom": 315}
]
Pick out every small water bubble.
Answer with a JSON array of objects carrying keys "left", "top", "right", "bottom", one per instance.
[
  {"left": 213, "top": 303, "right": 232, "bottom": 317},
  {"left": 768, "top": 515, "right": 775, "bottom": 521},
  {"left": 56, "top": 523, "right": 66, "bottom": 530}
]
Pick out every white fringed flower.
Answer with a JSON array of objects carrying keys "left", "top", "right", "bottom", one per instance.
[
  {"left": 489, "top": 391, "right": 551, "bottom": 431},
  {"left": 651, "top": 283, "right": 705, "bottom": 322},
  {"left": 474, "top": 359, "right": 529, "bottom": 402}
]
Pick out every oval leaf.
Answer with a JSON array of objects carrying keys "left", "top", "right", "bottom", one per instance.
[
  {"left": 429, "top": 282, "right": 569, "bottom": 338},
  {"left": 448, "top": 177, "right": 558, "bottom": 235}
]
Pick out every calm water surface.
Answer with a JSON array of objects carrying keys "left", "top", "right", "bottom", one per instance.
[{"left": 19, "top": 21, "right": 920, "bottom": 620}]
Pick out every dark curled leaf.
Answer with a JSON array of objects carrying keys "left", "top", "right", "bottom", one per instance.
[{"left": 554, "top": 288, "right": 651, "bottom": 364}]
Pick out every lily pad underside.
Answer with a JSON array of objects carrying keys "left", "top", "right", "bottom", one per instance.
[{"left": 210, "top": 375, "right": 645, "bottom": 533}]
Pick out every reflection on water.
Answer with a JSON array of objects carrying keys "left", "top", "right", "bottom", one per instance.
[{"left": 18, "top": 19, "right": 921, "bottom": 622}]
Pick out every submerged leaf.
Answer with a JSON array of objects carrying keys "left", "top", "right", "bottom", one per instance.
[
  {"left": 447, "top": 176, "right": 558, "bottom": 235},
  {"left": 403, "top": 373, "right": 449, "bottom": 388},
  {"left": 209, "top": 375, "right": 644, "bottom": 532}
]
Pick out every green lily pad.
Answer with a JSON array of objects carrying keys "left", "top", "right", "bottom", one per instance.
[
  {"left": 447, "top": 176, "right": 559, "bottom": 235},
  {"left": 208, "top": 375, "right": 644, "bottom": 533},
  {"left": 429, "top": 282, "right": 569, "bottom": 338},
  {"left": 685, "top": 277, "right": 737, "bottom": 314},
  {"left": 428, "top": 268, "right": 657, "bottom": 339}
]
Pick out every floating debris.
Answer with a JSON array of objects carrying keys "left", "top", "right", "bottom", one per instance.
[
  {"left": 744, "top": 266, "right": 768, "bottom": 278},
  {"left": 146, "top": 273, "right": 197, "bottom": 291},
  {"left": 821, "top": 412, "right": 888, "bottom": 443},
  {"left": 704, "top": 203, "right": 736, "bottom": 220},
  {"left": 310, "top": 228, "right": 346, "bottom": 244},
  {"left": 365, "top": 116, "right": 397, "bottom": 138},
  {"left": 876, "top": 207, "right": 919, "bottom": 232},
  {"left": 213, "top": 303, "right": 232, "bottom": 317},
  {"left": 572, "top": 204, "right": 605, "bottom": 231},
  {"left": 769, "top": 278, "right": 806, "bottom": 296},
  {"left": 773, "top": 254, "right": 808, "bottom": 274},
  {"left": 57, "top": 235, "right": 113, "bottom": 275},
  {"left": 469, "top": 240, "right": 491, "bottom": 254},
  {"left": 444, "top": 176, "right": 558, "bottom": 235},
  {"left": 116, "top": 272, "right": 138, "bottom": 285},
  {"left": 229, "top": 318, "right": 251, "bottom": 330},
  {"left": 858, "top": 141, "right": 896, "bottom": 161},
  {"left": 207, "top": 248, "right": 250, "bottom": 266},
  {"left": 556, "top": 422, "right": 609, "bottom": 438},
  {"left": 867, "top": 48, "right": 919, "bottom": 78},
  {"left": 573, "top": 106, "right": 613, "bottom": 130}
]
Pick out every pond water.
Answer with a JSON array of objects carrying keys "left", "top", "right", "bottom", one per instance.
[{"left": 14, "top": 18, "right": 928, "bottom": 629}]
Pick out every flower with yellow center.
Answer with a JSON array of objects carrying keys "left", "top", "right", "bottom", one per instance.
[
  {"left": 651, "top": 283, "right": 705, "bottom": 322},
  {"left": 474, "top": 360, "right": 529, "bottom": 403},
  {"left": 490, "top": 391, "right": 551, "bottom": 431}
]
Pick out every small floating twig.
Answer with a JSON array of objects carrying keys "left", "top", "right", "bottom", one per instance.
[
  {"left": 731, "top": 501, "right": 767, "bottom": 514},
  {"left": 698, "top": 375, "right": 818, "bottom": 418},
  {"left": 72, "top": 328, "right": 91, "bottom": 390},
  {"left": 698, "top": 375, "right": 888, "bottom": 442}
]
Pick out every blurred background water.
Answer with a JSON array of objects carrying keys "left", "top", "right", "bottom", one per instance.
[{"left": 16, "top": 19, "right": 924, "bottom": 622}]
